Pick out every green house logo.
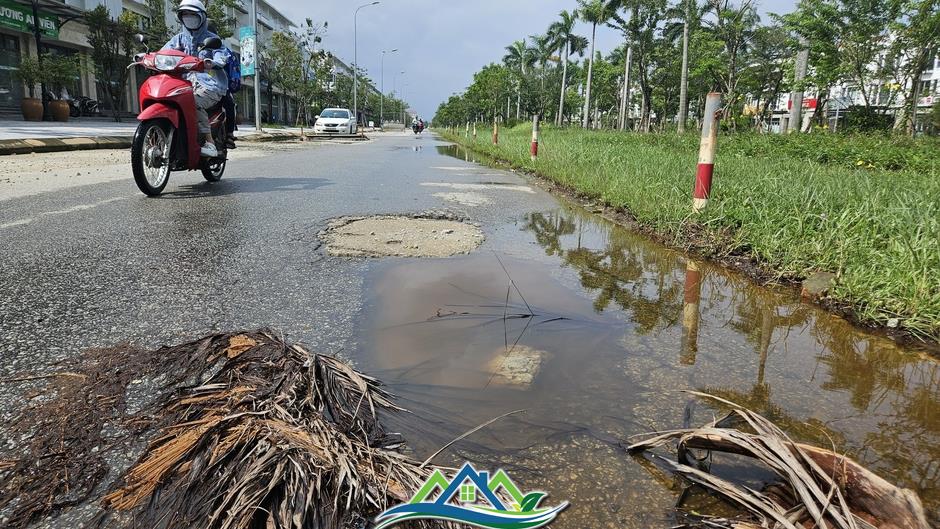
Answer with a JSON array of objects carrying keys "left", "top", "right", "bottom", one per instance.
[{"left": 375, "top": 462, "right": 568, "bottom": 529}]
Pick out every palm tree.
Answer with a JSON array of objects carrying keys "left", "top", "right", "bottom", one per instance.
[
  {"left": 527, "top": 33, "right": 561, "bottom": 118},
  {"left": 662, "top": 0, "right": 705, "bottom": 132},
  {"left": 503, "top": 39, "right": 535, "bottom": 119},
  {"left": 578, "top": 0, "right": 619, "bottom": 128},
  {"left": 548, "top": 9, "right": 588, "bottom": 126}
]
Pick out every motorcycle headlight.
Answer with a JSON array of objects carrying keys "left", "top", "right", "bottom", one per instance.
[{"left": 154, "top": 54, "right": 183, "bottom": 71}]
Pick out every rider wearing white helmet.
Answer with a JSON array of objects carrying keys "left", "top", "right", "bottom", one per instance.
[{"left": 163, "top": 0, "right": 228, "bottom": 157}]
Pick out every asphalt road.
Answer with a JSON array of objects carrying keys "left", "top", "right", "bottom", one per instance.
[
  {"left": 0, "top": 130, "right": 580, "bottom": 528},
  {"left": 3, "top": 131, "right": 939, "bottom": 529},
  {"left": 0, "top": 131, "right": 552, "bottom": 380}
]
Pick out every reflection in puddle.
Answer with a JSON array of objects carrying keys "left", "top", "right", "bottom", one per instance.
[
  {"left": 436, "top": 144, "right": 480, "bottom": 164},
  {"left": 357, "top": 195, "right": 939, "bottom": 528}
]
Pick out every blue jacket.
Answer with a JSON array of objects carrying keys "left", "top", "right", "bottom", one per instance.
[{"left": 162, "top": 18, "right": 228, "bottom": 96}]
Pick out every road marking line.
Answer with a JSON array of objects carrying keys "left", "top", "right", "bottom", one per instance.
[
  {"left": 420, "top": 182, "right": 535, "bottom": 194},
  {"left": 0, "top": 196, "right": 131, "bottom": 230},
  {"left": 0, "top": 218, "right": 33, "bottom": 229}
]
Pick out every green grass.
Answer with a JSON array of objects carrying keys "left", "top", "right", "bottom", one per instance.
[{"left": 442, "top": 125, "right": 940, "bottom": 341}]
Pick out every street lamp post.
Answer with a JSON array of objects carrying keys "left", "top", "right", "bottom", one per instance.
[
  {"left": 401, "top": 79, "right": 408, "bottom": 125},
  {"left": 353, "top": 1, "right": 379, "bottom": 128},
  {"left": 393, "top": 70, "right": 404, "bottom": 125},
  {"left": 380, "top": 48, "right": 398, "bottom": 127},
  {"left": 252, "top": 0, "right": 262, "bottom": 131},
  {"left": 397, "top": 72, "right": 407, "bottom": 126}
]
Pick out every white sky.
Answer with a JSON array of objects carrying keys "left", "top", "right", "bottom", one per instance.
[{"left": 276, "top": 0, "right": 798, "bottom": 118}]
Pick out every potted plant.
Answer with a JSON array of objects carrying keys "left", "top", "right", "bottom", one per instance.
[
  {"left": 13, "top": 56, "right": 43, "bottom": 121},
  {"left": 44, "top": 53, "right": 80, "bottom": 122}
]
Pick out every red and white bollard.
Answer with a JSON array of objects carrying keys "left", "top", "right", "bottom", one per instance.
[
  {"left": 694, "top": 92, "right": 721, "bottom": 212},
  {"left": 680, "top": 260, "right": 702, "bottom": 365},
  {"left": 492, "top": 118, "right": 499, "bottom": 145},
  {"left": 530, "top": 114, "right": 540, "bottom": 161}
]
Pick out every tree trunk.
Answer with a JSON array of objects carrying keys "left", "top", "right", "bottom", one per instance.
[
  {"left": 582, "top": 22, "right": 597, "bottom": 128},
  {"left": 812, "top": 87, "right": 830, "bottom": 129},
  {"left": 639, "top": 94, "right": 648, "bottom": 132},
  {"left": 677, "top": 0, "right": 690, "bottom": 133},
  {"left": 620, "top": 45, "right": 633, "bottom": 130},
  {"left": 558, "top": 42, "right": 569, "bottom": 125}
]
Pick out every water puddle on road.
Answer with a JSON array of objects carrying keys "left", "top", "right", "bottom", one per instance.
[{"left": 355, "top": 152, "right": 939, "bottom": 528}]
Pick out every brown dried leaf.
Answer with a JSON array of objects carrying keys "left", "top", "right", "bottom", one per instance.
[{"left": 225, "top": 335, "right": 257, "bottom": 358}]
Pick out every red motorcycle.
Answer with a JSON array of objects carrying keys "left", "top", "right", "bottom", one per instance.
[{"left": 130, "top": 36, "right": 228, "bottom": 196}]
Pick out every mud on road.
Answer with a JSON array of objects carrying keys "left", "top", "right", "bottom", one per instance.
[{"left": 321, "top": 215, "right": 485, "bottom": 257}]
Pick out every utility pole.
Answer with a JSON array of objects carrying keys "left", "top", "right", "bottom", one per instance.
[
  {"left": 252, "top": 0, "right": 261, "bottom": 131},
  {"left": 788, "top": 36, "right": 809, "bottom": 133},
  {"left": 677, "top": 0, "right": 690, "bottom": 133}
]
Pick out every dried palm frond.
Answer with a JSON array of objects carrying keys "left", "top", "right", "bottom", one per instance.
[
  {"left": 1, "top": 330, "right": 457, "bottom": 529},
  {"left": 97, "top": 330, "right": 455, "bottom": 529},
  {"left": 627, "top": 392, "right": 930, "bottom": 529}
]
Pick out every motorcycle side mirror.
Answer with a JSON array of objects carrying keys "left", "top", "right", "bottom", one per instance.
[
  {"left": 200, "top": 36, "right": 222, "bottom": 50},
  {"left": 134, "top": 33, "right": 149, "bottom": 52}
]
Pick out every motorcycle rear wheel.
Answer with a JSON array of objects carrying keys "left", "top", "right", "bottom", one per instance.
[
  {"left": 201, "top": 156, "right": 226, "bottom": 182},
  {"left": 132, "top": 119, "right": 172, "bottom": 196}
]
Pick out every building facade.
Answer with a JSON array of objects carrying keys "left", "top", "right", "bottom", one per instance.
[
  {"left": 752, "top": 50, "right": 940, "bottom": 133},
  {"left": 0, "top": 0, "right": 299, "bottom": 123}
]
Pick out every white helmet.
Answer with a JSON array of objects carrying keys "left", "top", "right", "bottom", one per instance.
[{"left": 177, "top": 0, "right": 207, "bottom": 30}]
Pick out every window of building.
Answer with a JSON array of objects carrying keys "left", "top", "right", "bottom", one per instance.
[{"left": 0, "top": 33, "right": 22, "bottom": 108}]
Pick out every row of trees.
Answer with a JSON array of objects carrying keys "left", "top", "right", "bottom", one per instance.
[
  {"left": 265, "top": 20, "right": 409, "bottom": 126},
  {"left": 434, "top": 0, "right": 939, "bottom": 135}
]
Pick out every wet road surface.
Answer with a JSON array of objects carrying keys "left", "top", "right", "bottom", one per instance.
[{"left": 1, "top": 134, "right": 937, "bottom": 527}]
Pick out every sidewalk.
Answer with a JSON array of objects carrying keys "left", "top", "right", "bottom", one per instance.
[{"left": 0, "top": 118, "right": 137, "bottom": 141}]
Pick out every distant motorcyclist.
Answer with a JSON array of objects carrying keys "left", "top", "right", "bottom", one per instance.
[{"left": 163, "top": 0, "right": 228, "bottom": 157}]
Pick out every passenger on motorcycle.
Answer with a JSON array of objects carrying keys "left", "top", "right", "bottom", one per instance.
[{"left": 163, "top": 0, "right": 228, "bottom": 157}]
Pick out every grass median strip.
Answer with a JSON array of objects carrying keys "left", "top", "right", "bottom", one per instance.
[{"left": 442, "top": 125, "right": 940, "bottom": 341}]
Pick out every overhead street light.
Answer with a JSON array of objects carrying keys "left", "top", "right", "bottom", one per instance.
[
  {"left": 353, "top": 1, "right": 380, "bottom": 127},
  {"left": 380, "top": 48, "right": 398, "bottom": 127}
]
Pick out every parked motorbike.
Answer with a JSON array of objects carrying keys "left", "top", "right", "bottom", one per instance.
[
  {"left": 69, "top": 96, "right": 100, "bottom": 118},
  {"left": 129, "top": 35, "right": 228, "bottom": 196}
]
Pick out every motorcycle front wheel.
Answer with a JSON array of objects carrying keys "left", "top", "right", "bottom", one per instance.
[{"left": 132, "top": 119, "right": 172, "bottom": 196}]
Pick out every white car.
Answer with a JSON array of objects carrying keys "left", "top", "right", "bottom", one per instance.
[{"left": 314, "top": 108, "right": 357, "bottom": 134}]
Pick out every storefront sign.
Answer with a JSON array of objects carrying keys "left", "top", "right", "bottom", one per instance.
[
  {"left": 238, "top": 26, "right": 255, "bottom": 76},
  {"left": 0, "top": 0, "right": 59, "bottom": 39}
]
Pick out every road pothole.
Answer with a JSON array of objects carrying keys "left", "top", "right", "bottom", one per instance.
[{"left": 321, "top": 215, "right": 484, "bottom": 257}]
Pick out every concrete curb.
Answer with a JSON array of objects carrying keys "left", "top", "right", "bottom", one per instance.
[
  {"left": 0, "top": 136, "right": 132, "bottom": 156},
  {"left": 238, "top": 131, "right": 370, "bottom": 142},
  {"left": 0, "top": 129, "right": 371, "bottom": 155}
]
